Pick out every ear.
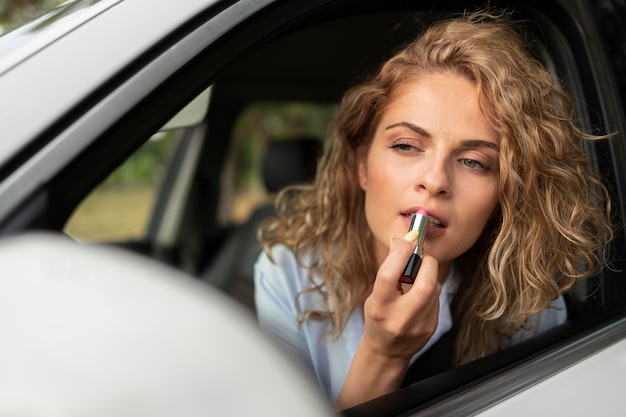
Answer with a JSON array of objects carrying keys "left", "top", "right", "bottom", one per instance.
[{"left": 357, "top": 151, "right": 368, "bottom": 191}]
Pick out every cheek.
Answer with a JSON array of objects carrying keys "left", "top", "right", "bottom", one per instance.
[
  {"left": 362, "top": 164, "right": 403, "bottom": 235},
  {"left": 364, "top": 165, "right": 403, "bottom": 208},
  {"left": 460, "top": 181, "right": 499, "bottom": 233}
]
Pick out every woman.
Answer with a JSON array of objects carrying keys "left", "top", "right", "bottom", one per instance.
[{"left": 254, "top": 10, "right": 613, "bottom": 409}]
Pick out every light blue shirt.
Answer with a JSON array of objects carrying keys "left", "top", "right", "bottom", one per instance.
[{"left": 254, "top": 244, "right": 566, "bottom": 403}]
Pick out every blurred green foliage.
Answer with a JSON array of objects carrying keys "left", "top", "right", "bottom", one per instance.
[
  {"left": 64, "top": 131, "right": 176, "bottom": 240},
  {"left": 0, "top": 0, "right": 65, "bottom": 33},
  {"left": 102, "top": 132, "right": 176, "bottom": 188}
]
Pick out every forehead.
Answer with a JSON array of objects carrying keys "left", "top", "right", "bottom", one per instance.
[{"left": 379, "top": 74, "right": 497, "bottom": 142}]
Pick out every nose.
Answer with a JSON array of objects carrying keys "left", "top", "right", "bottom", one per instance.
[{"left": 417, "top": 155, "right": 451, "bottom": 196}]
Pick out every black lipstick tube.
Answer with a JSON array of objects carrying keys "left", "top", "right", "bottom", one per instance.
[{"left": 399, "top": 212, "right": 428, "bottom": 285}]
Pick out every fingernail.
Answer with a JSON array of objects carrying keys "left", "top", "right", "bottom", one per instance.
[
  {"left": 390, "top": 234, "right": 399, "bottom": 245},
  {"left": 404, "top": 230, "right": 420, "bottom": 242}
]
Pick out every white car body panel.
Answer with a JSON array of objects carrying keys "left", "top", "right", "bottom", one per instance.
[
  {"left": 0, "top": 0, "right": 216, "bottom": 164},
  {"left": 476, "top": 338, "right": 626, "bottom": 417}
]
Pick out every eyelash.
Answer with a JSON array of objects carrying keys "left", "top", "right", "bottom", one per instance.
[
  {"left": 390, "top": 140, "right": 492, "bottom": 172},
  {"left": 389, "top": 139, "right": 421, "bottom": 153},
  {"left": 460, "top": 158, "right": 491, "bottom": 172}
]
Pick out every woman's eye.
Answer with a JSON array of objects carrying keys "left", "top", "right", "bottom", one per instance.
[
  {"left": 461, "top": 158, "right": 490, "bottom": 171},
  {"left": 389, "top": 140, "right": 421, "bottom": 153}
]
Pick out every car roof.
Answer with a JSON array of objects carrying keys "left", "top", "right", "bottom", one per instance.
[
  {"left": 0, "top": 0, "right": 122, "bottom": 77},
  {"left": 216, "top": 8, "right": 453, "bottom": 103},
  {"left": 0, "top": 0, "right": 226, "bottom": 168}
]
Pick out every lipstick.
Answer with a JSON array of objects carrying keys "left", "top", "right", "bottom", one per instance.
[{"left": 399, "top": 209, "right": 428, "bottom": 285}]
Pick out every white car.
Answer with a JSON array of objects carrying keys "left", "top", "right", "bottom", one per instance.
[{"left": 0, "top": 0, "right": 624, "bottom": 416}]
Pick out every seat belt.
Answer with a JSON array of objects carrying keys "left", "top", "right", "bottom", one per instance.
[
  {"left": 401, "top": 297, "right": 462, "bottom": 387},
  {"left": 401, "top": 327, "right": 457, "bottom": 385}
]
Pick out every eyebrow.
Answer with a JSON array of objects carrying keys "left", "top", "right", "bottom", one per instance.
[
  {"left": 386, "top": 122, "right": 431, "bottom": 137},
  {"left": 385, "top": 121, "right": 499, "bottom": 152},
  {"left": 461, "top": 139, "right": 499, "bottom": 152}
]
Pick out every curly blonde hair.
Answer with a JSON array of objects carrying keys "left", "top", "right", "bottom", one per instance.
[{"left": 259, "top": 10, "right": 613, "bottom": 364}]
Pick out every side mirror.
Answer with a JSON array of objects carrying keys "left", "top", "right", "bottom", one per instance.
[{"left": 0, "top": 233, "right": 332, "bottom": 417}]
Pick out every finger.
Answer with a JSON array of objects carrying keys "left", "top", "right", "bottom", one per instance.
[
  {"left": 404, "top": 255, "right": 441, "bottom": 304},
  {"left": 401, "top": 256, "right": 441, "bottom": 334},
  {"left": 372, "top": 234, "right": 418, "bottom": 302}
]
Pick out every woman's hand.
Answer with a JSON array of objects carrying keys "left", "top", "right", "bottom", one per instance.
[
  {"left": 363, "top": 233, "right": 441, "bottom": 359},
  {"left": 336, "top": 233, "right": 441, "bottom": 410}
]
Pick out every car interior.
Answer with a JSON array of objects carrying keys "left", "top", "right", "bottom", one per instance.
[{"left": 20, "top": 0, "right": 625, "bottom": 414}]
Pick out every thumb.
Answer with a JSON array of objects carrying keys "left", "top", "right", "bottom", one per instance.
[{"left": 372, "top": 231, "right": 421, "bottom": 301}]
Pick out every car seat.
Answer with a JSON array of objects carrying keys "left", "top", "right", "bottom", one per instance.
[{"left": 200, "top": 136, "right": 321, "bottom": 311}]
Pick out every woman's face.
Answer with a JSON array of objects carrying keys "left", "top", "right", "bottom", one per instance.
[{"left": 358, "top": 73, "right": 500, "bottom": 279}]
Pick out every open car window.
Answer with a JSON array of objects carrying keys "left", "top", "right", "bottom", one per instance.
[{"left": 64, "top": 130, "right": 178, "bottom": 242}]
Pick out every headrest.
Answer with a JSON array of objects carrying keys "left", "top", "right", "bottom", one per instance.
[{"left": 262, "top": 136, "right": 321, "bottom": 193}]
